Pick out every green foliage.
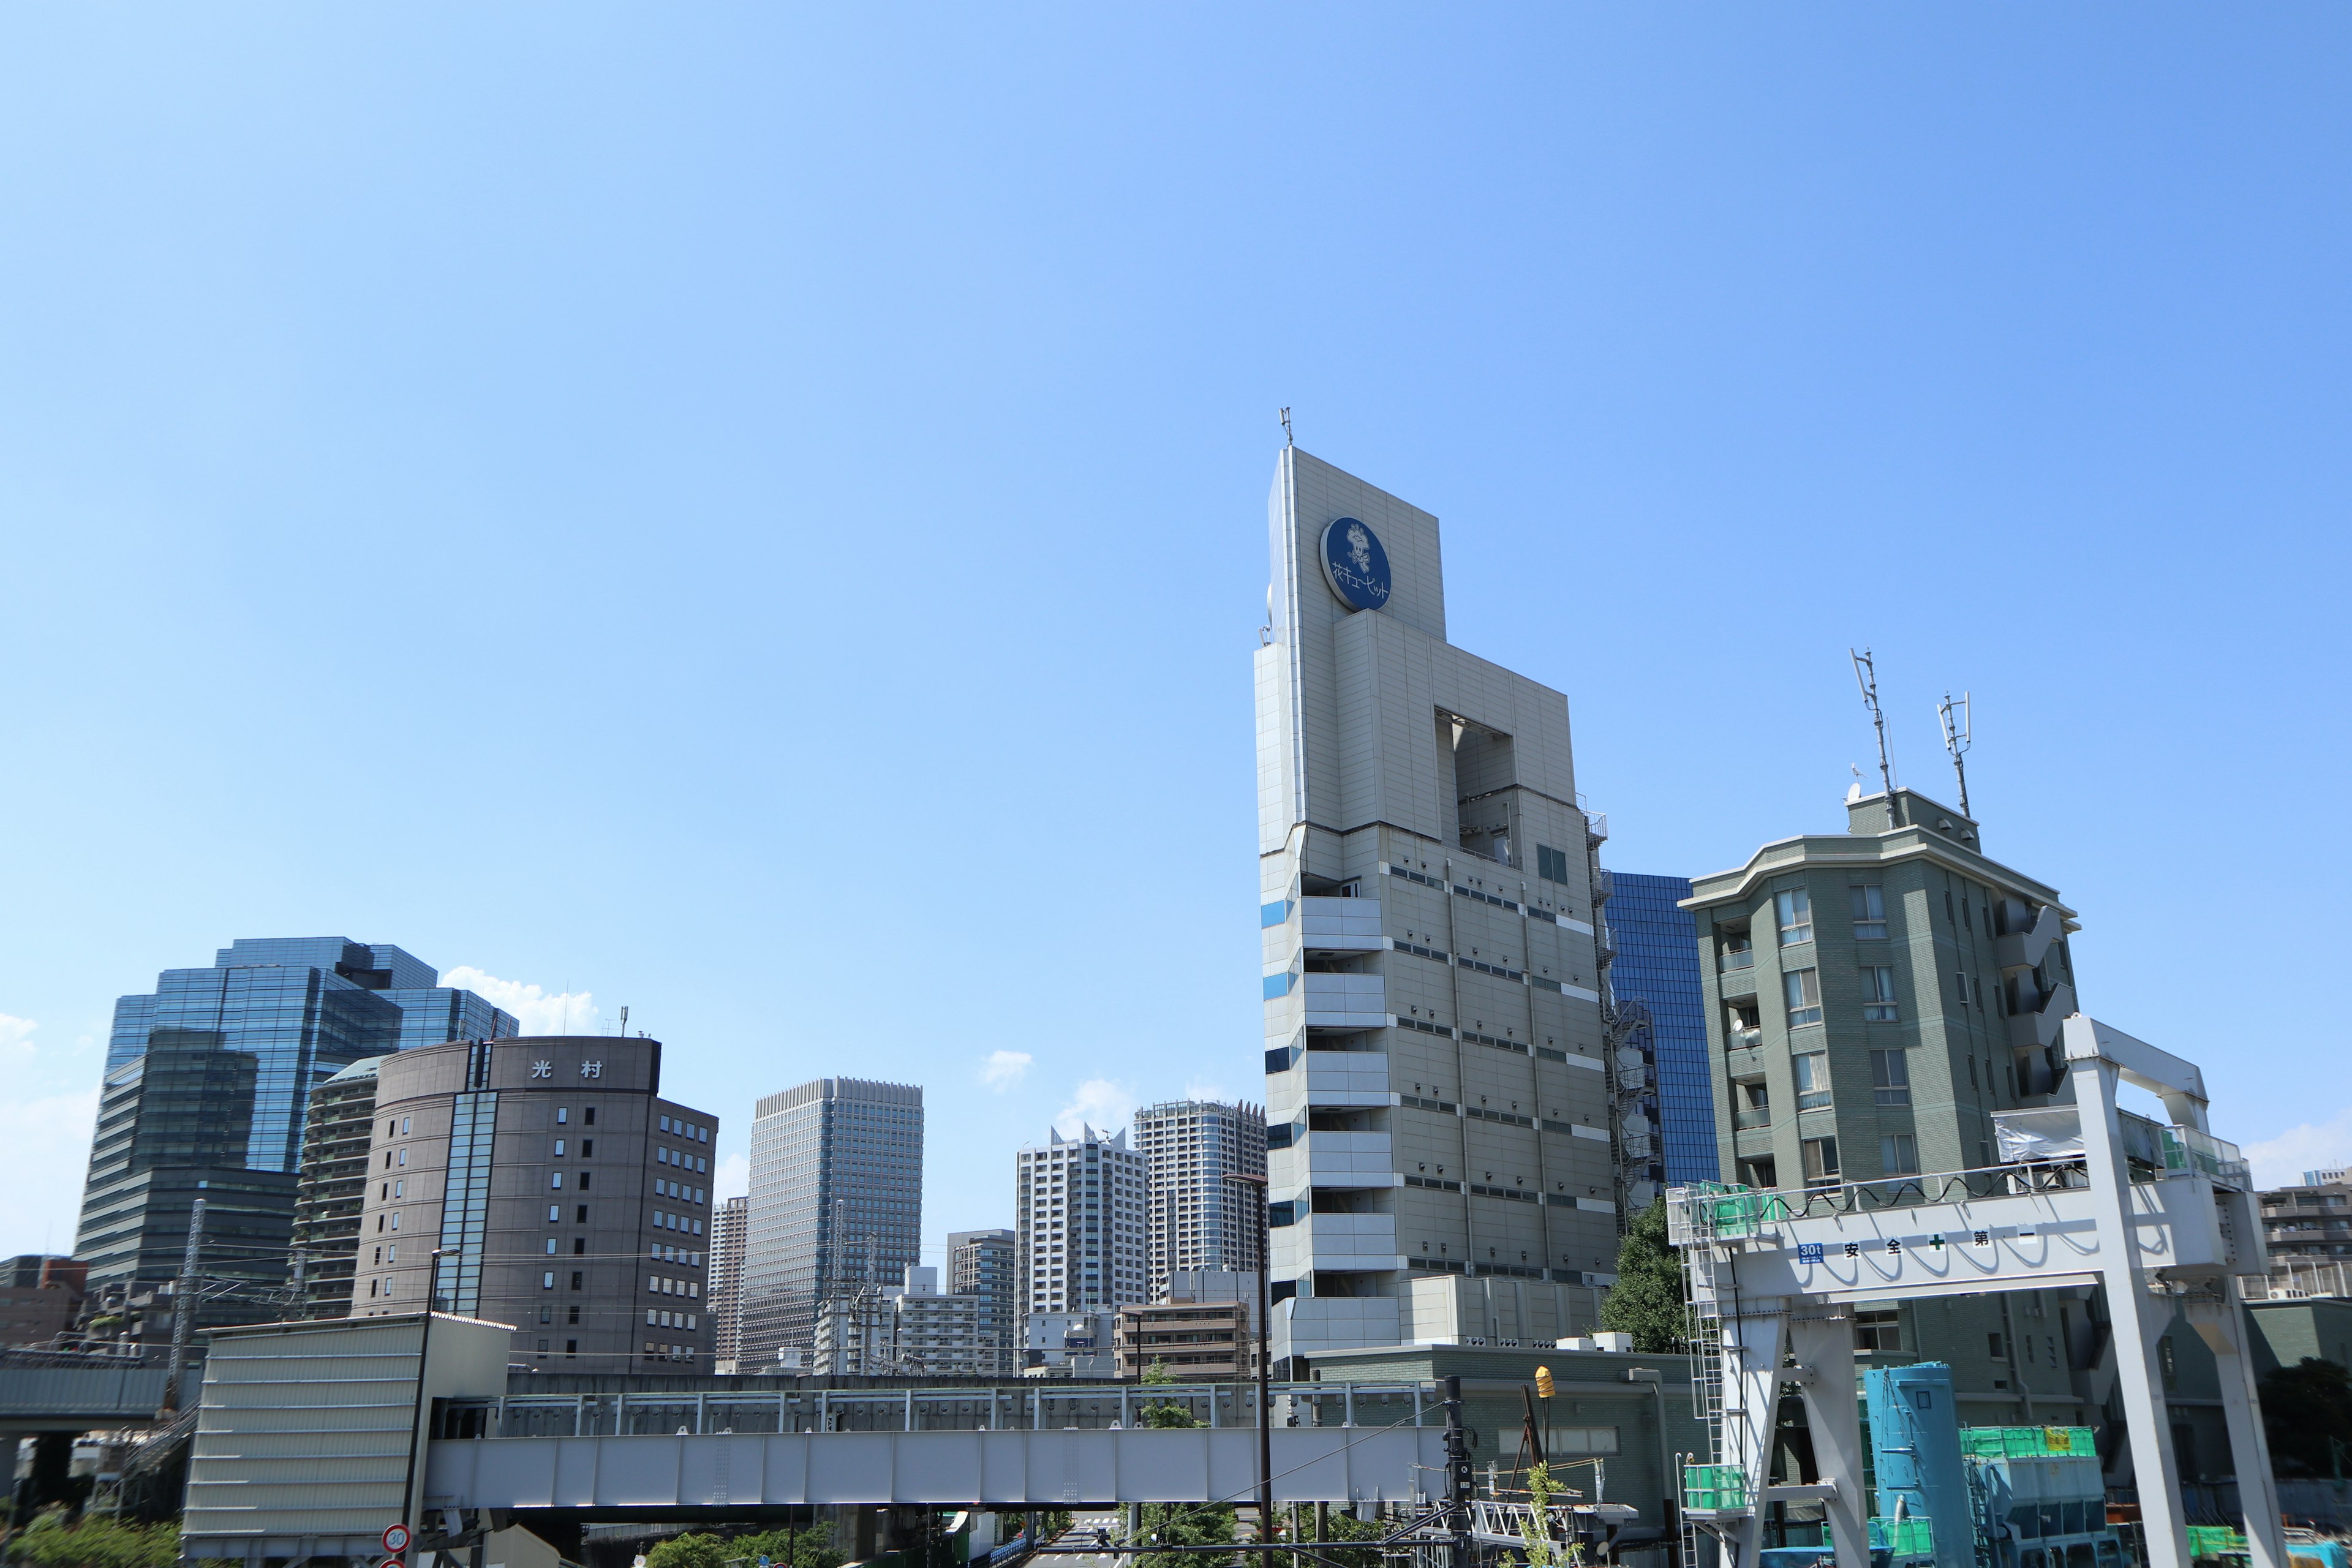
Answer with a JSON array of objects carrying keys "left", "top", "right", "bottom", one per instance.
[
  {"left": 644, "top": 1534, "right": 731, "bottom": 1568},
  {"left": 1507, "top": 1463, "right": 1585, "bottom": 1568},
  {"left": 10, "top": 1510, "right": 181, "bottom": 1568},
  {"left": 1599, "top": 1198, "right": 1684, "bottom": 1354},
  {"left": 2259, "top": 1356, "right": 2352, "bottom": 1477},
  {"left": 1139, "top": 1395, "right": 1201, "bottom": 1429},
  {"left": 1316, "top": 1507, "right": 1393, "bottom": 1568},
  {"left": 1041, "top": 1510, "right": 1074, "bottom": 1544},
  {"left": 1142, "top": 1359, "right": 1174, "bottom": 1385},
  {"left": 726, "top": 1523, "right": 843, "bottom": 1568},
  {"left": 1125, "top": 1502, "right": 1234, "bottom": 1560}
]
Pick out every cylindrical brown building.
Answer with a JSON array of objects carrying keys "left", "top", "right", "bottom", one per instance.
[{"left": 352, "top": 1036, "right": 720, "bottom": 1373}]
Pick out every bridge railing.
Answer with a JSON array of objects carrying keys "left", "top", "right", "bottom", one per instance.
[
  {"left": 436, "top": 1380, "right": 1442, "bottom": 1438},
  {"left": 1667, "top": 1164, "right": 2096, "bottom": 1244}
]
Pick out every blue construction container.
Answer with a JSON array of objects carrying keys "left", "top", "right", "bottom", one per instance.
[{"left": 1865, "top": 1364, "right": 1972, "bottom": 1568}]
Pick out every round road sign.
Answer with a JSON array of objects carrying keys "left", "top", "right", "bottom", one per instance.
[{"left": 383, "top": 1523, "right": 412, "bottom": 1554}]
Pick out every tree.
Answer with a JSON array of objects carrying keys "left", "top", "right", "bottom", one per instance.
[
  {"left": 731, "top": 1523, "right": 844, "bottom": 1568},
  {"left": 2258, "top": 1357, "right": 2352, "bottom": 1477},
  {"left": 1125, "top": 1502, "right": 1235, "bottom": 1562},
  {"left": 10, "top": 1512, "right": 182, "bottom": 1568},
  {"left": 1599, "top": 1198, "right": 1684, "bottom": 1354},
  {"left": 1317, "top": 1507, "right": 1395, "bottom": 1568},
  {"left": 644, "top": 1534, "right": 730, "bottom": 1568}
]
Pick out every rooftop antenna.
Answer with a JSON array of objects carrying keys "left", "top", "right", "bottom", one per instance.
[
  {"left": 1850, "top": 648, "right": 1899, "bottom": 824},
  {"left": 618, "top": 1005, "right": 628, "bottom": 1039},
  {"left": 1279, "top": 407, "right": 1293, "bottom": 448},
  {"left": 1938, "top": 691, "right": 1973, "bottom": 816}
]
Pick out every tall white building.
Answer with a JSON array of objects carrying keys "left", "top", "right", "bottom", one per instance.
[
  {"left": 710, "top": 1194, "right": 748, "bottom": 1371},
  {"left": 1133, "top": 1099, "right": 1267, "bottom": 1302},
  {"left": 1014, "top": 1127, "right": 1147, "bottom": 1334},
  {"left": 1254, "top": 447, "right": 1619, "bottom": 1365},
  {"left": 813, "top": 1265, "right": 993, "bottom": 1376}
]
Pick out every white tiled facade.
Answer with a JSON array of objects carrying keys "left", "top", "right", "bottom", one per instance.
[
  {"left": 1254, "top": 448, "right": 1619, "bottom": 1363},
  {"left": 1014, "top": 1127, "right": 1147, "bottom": 1335},
  {"left": 1133, "top": 1099, "right": 1267, "bottom": 1303}
]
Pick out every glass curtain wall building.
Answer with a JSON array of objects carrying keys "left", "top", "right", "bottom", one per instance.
[
  {"left": 1603, "top": 873, "right": 1718, "bottom": 1185},
  {"left": 76, "top": 938, "right": 515, "bottom": 1327},
  {"left": 740, "top": 1077, "right": 924, "bottom": 1365}
]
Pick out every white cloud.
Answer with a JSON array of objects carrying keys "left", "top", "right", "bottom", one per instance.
[
  {"left": 0, "top": 1087, "right": 99, "bottom": 1259},
  {"left": 0, "top": 1015, "right": 36, "bottom": 1058},
  {"left": 981, "top": 1050, "right": 1033, "bottom": 1091},
  {"left": 1183, "top": 1076, "right": 1234, "bottom": 1105},
  {"left": 441, "top": 967, "right": 601, "bottom": 1037},
  {"left": 2245, "top": 1106, "right": 2352, "bottom": 1190},
  {"left": 714, "top": 1152, "right": 749, "bottom": 1202},
  {"left": 1054, "top": 1078, "right": 1135, "bottom": 1139}
]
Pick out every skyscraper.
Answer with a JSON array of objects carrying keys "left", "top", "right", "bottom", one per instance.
[
  {"left": 946, "top": 1227, "right": 1018, "bottom": 1376},
  {"left": 741, "top": 1077, "right": 924, "bottom": 1364},
  {"left": 710, "top": 1195, "right": 749, "bottom": 1369},
  {"left": 1015, "top": 1127, "right": 1147, "bottom": 1330},
  {"left": 1132, "top": 1100, "right": 1267, "bottom": 1302},
  {"left": 1602, "top": 873, "right": 1717, "bottom": 1188},
  {"left": 1254, "top": 448, "right": 1619, "bottom": 1363},
  {"left": 76, "top": 938, "right": 515, "bottom": 1323}
]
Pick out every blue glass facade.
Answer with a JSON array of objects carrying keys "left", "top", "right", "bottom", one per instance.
[
  {"left": 1607, "top": 873, "right": 1719, "bottom": 1184},
  {"left": 77, "top": 938, "right": 518, "bottom": 1305}
]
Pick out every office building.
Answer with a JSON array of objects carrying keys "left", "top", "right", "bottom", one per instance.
[
  {"left": 813, "top": 1265, "right": 993, "bottom": 1376},
  {"left": 1253, "top": 448, "right": 1619, "bottom": 1364},
  {"left": 352, "top": 1036, "right": 720, "bottom": 1371},
  {"left": 75, "top": 938, "right": 515, "bottom": 1325},
  {"left": 0, "top": 1257, "right": 86, "bottom": 1349},
  {"left": 2260, "top": 1171, "right": 2352, "bottom": 1298},
  {"left": 1604, "top": 873, "right": 1716, "bottom": 1188},
  {"left": 1015, "top": 1126, "right": 1147, "bottom": 1330},
  {"left": 710, "top": 1195, "right": 749, "bottom": 1370},
  {"left": 288, "top": 1056, "right": 392, "bottom": 1317},
  {"left": 947, "top": 1227, "right": 1018, "bottom": 1376},
  {"left": 1133, "top": 1100, "right": 1267, "bottom": 1303},
  {"left": 741, "top": 1077, "right": 924, "bottom": 1364},
  {"left": 1686, "top": 786, "right": 2094, "bottom": 1424},
  {"left": 1115, "top": 1270, "right": 1257, "bottom": 1379}
]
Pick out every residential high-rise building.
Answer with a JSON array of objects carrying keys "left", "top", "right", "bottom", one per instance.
[
  {"left": 741, "top": 1077, "right": 924, "bottom": 1365},
  {"left": 75, "top": 938, "right": 516, "bottom": 1327},
  {"left": 813, "top": 1265, "right": 993, "bottom": 1376},
  {"left": 288, "top": 1056, "right": 393, "bottom": 1317},
  {"left": 710, "top": 1195, "right": 749, "bottom": 1368},
  {"left": 352, "top": 1035, "right": 719, "bottom": 1371},
  {"left": 947, "top": 1227, "right": 1018, "bottom": 1376},
  {"left": 1603, "top": 873, "right": 1716, "bottom": 1189},
  {"left": 1686, "top": 786, "right": 2095, "bottom": 1424},
  {"left": 1116, "top": 1270, "right": 1259, "bottom": 1379},
  {"left": 2259, "top": 1172, "right": 2352, "bottom": 1298},
  {"left": 0, "top": 1258, "right": 87, "bottom": 1350},
  {"left": 1133, "top": 1100, "right": 1267, "bottom": 1302},
  {"left": 1015, "top": 1126, "right": 1147, "bottom": 1332},
  {"left": 1254, "top": 448, "right": 1619, "bottom": 1364}
]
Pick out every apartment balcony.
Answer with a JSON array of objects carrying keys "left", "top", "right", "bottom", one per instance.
[
  {"left": 1719, "top": 948, "right": 1755, "bottom": 974},
  {"left": 1303, "top": 1131, "right": 1394, "bottom": 1186},
  {"left": 1272, "top": 1212, "right": 1397, "bottom": 1276},
  {"left": 1719, "top": 965, "right": 1758, "bottom": 1000},
  {"left": 2007, "top": 981, "right": 2076, "bottom": 1051},
  {"left": 1733, "top": 1107, "right": 1772, "bottom": 1132},
  {"left": 1727, "top": 1027, "right": 1764, "bottom": 1052},
  {"left": 1300, "top": 897, "right": 1384, "bottom": 952},
  {"left": 1301, "top": 1050, "right": 1390, "bottom": 1108},
  {"left": 1994, "top": 903, "right": 2065, "bottom": 972},
  {"left": 1302, "top": 972, "right": 1387, "bottom": 1030}
]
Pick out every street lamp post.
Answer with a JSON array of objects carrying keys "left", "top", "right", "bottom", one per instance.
[
  {"left": 399, "top": 1248, "right": 448, "bottom": 1561},
  {"left": 1222, "top": 1172, "right": 1273, "bottom": 1547}
]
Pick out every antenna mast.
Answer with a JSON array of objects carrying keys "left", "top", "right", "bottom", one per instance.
[
  {"left": 1279, "top": 407, "right": 1294, "bottom": 448},
  {"left": 1938, "top": 691, "right": 1973, "bottom": 816},
  {"left": 1850, "top": 648, "right": 1898, "bottom": 824}
]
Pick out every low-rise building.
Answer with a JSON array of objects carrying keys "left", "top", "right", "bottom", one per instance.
[
  {"left": 1021, "top": 1309, "right": 1117, "bottom": 1377},
  {"left": 0, "top": 1257, "right": 87, "bottom": 1349},
  {"left": 1116, "top": 1272, "right": 1258, "bottom": 1379},
  {"left": 2260, "top": 1169, "right": 2352, "bottom": 1298},
  {"left": 813, "top": 1265, "right": 996, "bottom": 1376}
]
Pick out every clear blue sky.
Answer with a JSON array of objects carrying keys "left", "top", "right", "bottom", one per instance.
[{"left": 4, "top": 7, "right": 2347, "bottom": 1265}]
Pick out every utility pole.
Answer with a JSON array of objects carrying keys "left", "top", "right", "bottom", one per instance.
[
  {"left": 1223, "top": 1172, "right": 1273, "bottom": 1547},
  {"left": 162, "top": 1196, "right": 206, "bottom": 1414},
  {"left": 400, "top": 1248, "right": 448, "bottom": 1555},
  {"left": 1444, "top": 1374, "right": 1473, "bottom": 1568}
]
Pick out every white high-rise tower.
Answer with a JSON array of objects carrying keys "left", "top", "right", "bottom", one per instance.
[{"left": 1255, "top": 447, "right": 1620, "bottom": 1365}]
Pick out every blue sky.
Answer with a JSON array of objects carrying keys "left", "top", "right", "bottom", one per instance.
[{"left": 4, "top": 7, "right": 2348, "bottom": 1265}]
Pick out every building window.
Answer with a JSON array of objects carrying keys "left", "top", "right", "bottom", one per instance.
[
  {"left": 571, "top": 1271, "right": 584, "bottom": 1291},
  {"left": 1851, "top": 884, "right": 1887, "bottom": 940},
  {"left": 1801, "top": 1137, "right": 1841, "bottom": 1188},
  {"left": 1537, "top": 845, "right": 1572, "bottom": 884},
  {"left": 1776, "top": 888, "right": 1813, "bottom": 945},
  {"left": 553, "top": 1139, "right": 566, "bottom": 1157},
  {"left": 545, "top": 1238, "right": 557, "bottom": 1256},
  {"left": 1871, "top": 1049, "right": 1911, "bottom": 1106},
  {"left": 551, "top": 1172, "right": 564, "bottom": 1189},
  {"left": 1785, "top": 969, "right": 1823, "bottom": 1028},
  {"left": 1881, "top": 1133, "right": 1918, "bottom": 1174},
  {"left": 1856, "top": 1309, "right": 1901, "bottom": 1353},
  {"left": 1793, "top": 1052, "right": 1831, "bottom": 1110},
  {"left": 1861, "top": 967, "right": 1899, "bottom": 1022},
  {"left": 543, "top": 1272, "right": 556, "bottom": 1289}
]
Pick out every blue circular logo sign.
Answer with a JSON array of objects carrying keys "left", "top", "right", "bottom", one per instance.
[{"left": 1319, "top": 517, "right": 1391, "bottom": 612}]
